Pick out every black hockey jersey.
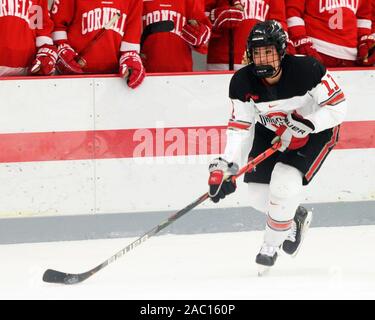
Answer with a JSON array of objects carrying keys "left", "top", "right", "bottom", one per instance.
[{"left": 223, "top": 55, "right": 347, "bottom": 166}]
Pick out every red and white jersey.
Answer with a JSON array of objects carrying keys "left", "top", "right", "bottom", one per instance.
[
  {"left": 51, "top": 0, "right": 142, "bottom": 73},
  {"left": 141, "top": 0, "right": 208, "bottom": 73},
  {"left": 372, "top": 0, "right": 375, "bottom": 35},
  {"left": 286, "top": 0, "right": 372, "bottom": 61},
  {"left": 0, "top": 0, "right": 54, "bottom": 75},
  {"left": 205, "top": 0, "right": 287, "bottom": 70}
]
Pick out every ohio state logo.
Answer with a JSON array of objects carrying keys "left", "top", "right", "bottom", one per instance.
[{"left": 259, "top": 111, "right": 286, "bottom": 129}]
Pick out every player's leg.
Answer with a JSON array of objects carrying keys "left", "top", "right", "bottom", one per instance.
[
  {"left": 247, "top": 182, "right": 269, "bottom": 213},
  {"left": 279, "top": 125, "right": 340, "bottom": 256},
  {"left": 247, "top": 182, "right": 312, "bottom": 258},
  {"left": 256, "top": 162, "right": 303, "bottom": 268},
  {"left": 244, "top": 124, "right": 304, "bottom": 267}
]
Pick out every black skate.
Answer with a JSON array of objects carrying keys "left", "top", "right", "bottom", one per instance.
[
  {"left": 255, "top": 243, "right": 279, "bottom": 276},
  {"left": 282, "top": 206, "right": 312, "bottom": 257}
]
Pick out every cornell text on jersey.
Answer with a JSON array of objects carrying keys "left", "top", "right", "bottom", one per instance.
[
  {"left": 0, "top": 1, "right": 43, "bottom": 29},
  {"left": 319, "top": 0, "right": 359, "bottom": 14}
]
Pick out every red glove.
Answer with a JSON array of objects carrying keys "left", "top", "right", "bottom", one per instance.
[
  {"left": 286, "top": 39, "right": 296, "bottom": 55},
  {"left": 119, "top": 51, "right": 145, "bottom": 89},
  {"left": 293, "top": 36, "right": 322, "bottom": 62},
  {"left": 272, "top": 112, "right": 315, "bottom": 152},
  {"left": 357, "top": 35, "right": 375, "bottom": 65},
  {"left": 56, "top": 43, "right": 84, "bottom": 74},
  {"left": 29, "top": 44, "right": 58, "bottom": 75},
  {"left": 209, "top": 5, "right": 244, "bottom": 30},
  {"left": 181, "top": 22, "right": 211, "bottom": 47}
]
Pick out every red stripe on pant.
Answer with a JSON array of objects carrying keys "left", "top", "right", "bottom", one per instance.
[
  {"left": 305, "top": 126, "right": 340, "bottom": 182},
  {"left": 267, "top": 216, "right": 293, "bottom": 232}
]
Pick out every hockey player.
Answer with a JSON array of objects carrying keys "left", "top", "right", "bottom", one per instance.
[
  {"left": 207, "top": 20, "right": 346, "bottom": 273},
  {"left": 141, "top": 0, "right": 211, "bottom": 73},
  {"left": 286, "top": 0, "right": 374, "bottom": 67},
  {"left": 0, "top": 0, "right": 57, "bottom": 76},
  {"left": 50, "top": 0, "right": 145, "bottom": 89},
  {"left": 368, "top": 0, "right": 375, "bottom": 66},
  {"left": 205, "top": 0, "right": 293, "bottom": 71}
]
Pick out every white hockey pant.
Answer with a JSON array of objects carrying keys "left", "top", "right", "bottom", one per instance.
[{"left": 248, "top": 162, "right": 304, "bottom": 247}]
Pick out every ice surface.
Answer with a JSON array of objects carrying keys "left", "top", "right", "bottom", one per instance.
[{"left": 1, "top": 225, "right": 375, "bottom": 300}]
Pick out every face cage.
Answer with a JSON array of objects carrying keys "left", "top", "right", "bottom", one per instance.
[{"left": 246, "top": 45, "right": 283, "bottom": 78}]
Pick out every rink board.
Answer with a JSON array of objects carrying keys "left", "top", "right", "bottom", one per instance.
[{"left": 0, "top": 70, "right": 374, "bottom": 243}]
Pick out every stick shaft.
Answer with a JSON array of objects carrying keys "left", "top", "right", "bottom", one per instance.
[
  {"left": 103, "top": 141, "right": 281, "bottom": 267},
  {"left": 228, "top": 0, "right": 235, "bottom": 70},
  {"left": 43, "top": 141, "right": 280, "bottom": 284},
  {"left": 78, "top": 13, "right": 121, "bottom": 58}
]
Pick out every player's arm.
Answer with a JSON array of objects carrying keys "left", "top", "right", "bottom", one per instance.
[
  {"left": 268, "top": 0, "right": 287, "bottom": 32},
  {"left": 119, "top": 0, "right": 145, "bottom": 89},
  {"left": 273, "top": 62, "right": 346, "bottom": 152},
  {"left": 268, "top": 0, "right": 295, "bottom": 55},
  {"left": 221, "top": 75, "right": 255, "bottom": 168},
  {"left": 356, "top": 0, "right": 374, "bottom": 65},
  {"left": 181, "top": 0, "right": 212, "bottom": 54},
  {"left": 206, "top": 0, "right": 244, "bottom": 32},
  {"left": 285, "top": 0, "right": 321, "bottom": 61},
  {"left": 35, "top": 0, "right": 54, "bottom": 47},
  {"left": 223, "top": 98, "right": 255, "bottom": 168},
  {"left": 50, "top": 0, "right": 83, "bottom": 74},
  {"left": 208, "top": 76, "right": 255, "bottom": 203},
  {"left": 304, "top": 70, "right": 347, "bottom": 133},
  {"left": 29, "top": 0, "right": 57, "bottom": 75}
]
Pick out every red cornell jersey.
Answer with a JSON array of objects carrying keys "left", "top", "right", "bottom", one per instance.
[
  {"left": 372, "top": 0, "right": 375, "bottom": 35},
  {"left": 286, "top": 0, "right": 372, "bottom": 61},
  {"left": 142, "top": 0, "right": 208, "bottom": 73},
  {"left": 0, "top": 0, "right": 53, "bottom": 72},
  {"left": 205, "top": 0, "right": 287, "bottom": 70},
  {"left": 51, "top": 0, "right": 142, "bottom": 73}
]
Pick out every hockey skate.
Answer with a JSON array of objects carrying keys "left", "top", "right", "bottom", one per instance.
[
  {"left": 255, "top": 242, "right": 279, "bottom": 276},
  {"left": 282, "top": 206, "right": 312, "bottom": 257}
]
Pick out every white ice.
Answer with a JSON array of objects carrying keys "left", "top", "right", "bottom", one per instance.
[{"left": 1, "top": 225, "right": 375, "bottom": 300}]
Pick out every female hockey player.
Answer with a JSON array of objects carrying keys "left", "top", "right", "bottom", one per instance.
[{"left": 207, "top": 20, "right": 347, "bottom": 273}]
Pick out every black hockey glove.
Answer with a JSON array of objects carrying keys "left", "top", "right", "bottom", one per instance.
[{"left": 208, "top": 157, "right": 239, "bottom": 203}]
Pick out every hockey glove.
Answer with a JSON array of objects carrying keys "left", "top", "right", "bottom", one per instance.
[
  {"left": 56, "top": 43, "right": 84, "bottom": 74},
  {"left": 293, "top": 36, "right": 322, "bottom": 62},
  {"left": 209, "top": 3, "right": 244, "bottom": 30},
  {"left": 119, "top": 51, "right": 145, "bottom": 89},
  {"left": 29, "top": 44, "right": 58, "bottom": 75},
  {"left": 286, "top": 39, "right": 296, "bottom": 56},
  {"left": 272, "top": 112, "right": 315, "bottom": 152},
  {"left": 357, "top": 35, "right": 375, "bottom": 65},
  {"left": 181, "top": 21, "right": 211, "bottom": 47},
  {"left": 208, "top": 157, "right": 238, "bottom": 203}
]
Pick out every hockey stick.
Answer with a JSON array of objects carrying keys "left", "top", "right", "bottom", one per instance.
[
  {"left": 140, "top": 20, "right": 175, "bottom": 48},
  {"left": 228, "top": 0, "right": 235, "bottom": 70},
  {"left": 228, "top": 30, "right": 234, "bottom": 70},
  {"left": 75, "top": 12, "right": 122, "bottom": 67},
  {"left": 42, "top": 140, "right": 281, "bottom": 285}
]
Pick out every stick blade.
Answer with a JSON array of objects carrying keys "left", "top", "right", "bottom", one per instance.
[{"left": 43, "top": 269, "right": 81, "bottom": 285}]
